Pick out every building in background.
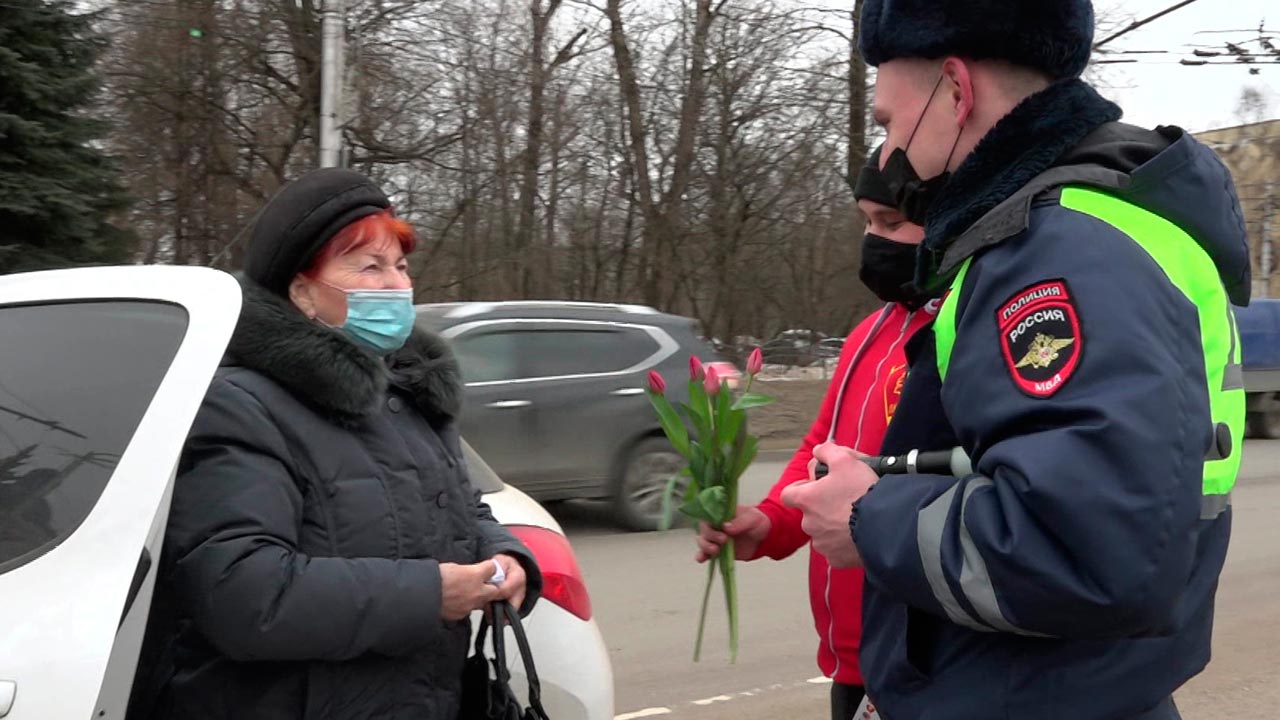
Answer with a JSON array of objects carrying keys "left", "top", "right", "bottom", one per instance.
[{"left": 1196, "top": 119, "right": 1280, "bottom": 300}]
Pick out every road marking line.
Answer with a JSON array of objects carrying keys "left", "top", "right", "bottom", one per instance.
[
  {"left": 615, "top": 708, "right": 673, "bottom": 720},
  {"left": 616, "top": 674, "right": 830, "bottom": 718}
]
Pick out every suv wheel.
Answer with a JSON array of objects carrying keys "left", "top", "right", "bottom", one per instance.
[{"left": 614, "top": 438, "right": 687, "bottom": 532}]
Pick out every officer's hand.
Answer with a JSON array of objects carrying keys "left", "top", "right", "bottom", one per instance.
[
  {"left": 806, "top": 447, "right": 869, "bottom": 479},
  {"left": 780, "top": 442, "right": 877, "bottom": 568},
  {"left": 696, "top": 506, "right": 771, "bottom": 563}
]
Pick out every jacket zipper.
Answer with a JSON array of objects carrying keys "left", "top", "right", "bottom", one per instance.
[{"left": 822, "top": 305, "right": 915, "bottom": 680}]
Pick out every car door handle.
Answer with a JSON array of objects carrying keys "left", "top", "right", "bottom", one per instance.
[
  {"left": 611, "top": 388, "right": 646, "bottom": 397},
  {"left": 486, "top": 400, "right": 532, "bottom": 409}
]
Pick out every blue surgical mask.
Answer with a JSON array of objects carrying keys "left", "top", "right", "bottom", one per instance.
[{"left": 322, "top": 284, "right": 416, "bottom": 354}]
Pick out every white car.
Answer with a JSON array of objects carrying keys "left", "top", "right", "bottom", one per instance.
[
  {"left": 0, "top": 266, "right": 613, "bottom": 720},
  {"left": 462, "top": 442, "right": 614, "bottom": 720}
]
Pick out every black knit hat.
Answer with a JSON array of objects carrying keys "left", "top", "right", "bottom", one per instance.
[
  {"left": 853, "top": 145, "right": 896, "bottom": 207},
  {"left": 244, "top": 168, "right": 390, "bottom": 296},
  {"left": 859, "top": 0, "right": 1095, "bottom": 81}
]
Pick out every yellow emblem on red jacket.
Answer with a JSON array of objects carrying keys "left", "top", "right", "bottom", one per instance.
[{"left": 884, "top": 363, "right": 907, "bottom": 423}]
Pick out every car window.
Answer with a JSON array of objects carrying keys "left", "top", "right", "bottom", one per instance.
[
  {"left": 452, "top": 331, "right": 521, "bottom": 383},
  {"left": 522, "top": 328, "right": 656, "bottom": 377},
  {"left": 454, "top": 326, "right": 659, "bottom": 382},
  {"left": 0, "top": 301, "right": 188, "bottom": 574}
]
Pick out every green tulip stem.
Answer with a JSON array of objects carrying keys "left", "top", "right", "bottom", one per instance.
[
  {"left": 722, "top": 537, "right": 739, "bottom": 664},
  {"left": 693, "top": 556, "right": 716, "bottom": 662}
]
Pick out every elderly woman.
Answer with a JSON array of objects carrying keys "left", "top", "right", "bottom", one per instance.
[{"left": 130, "top": 168, "right": 540, "bottom": 720}]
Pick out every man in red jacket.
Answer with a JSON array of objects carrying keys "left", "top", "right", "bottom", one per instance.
[{"left": 696, "top": 148, "right": 934, "bottom": 720}]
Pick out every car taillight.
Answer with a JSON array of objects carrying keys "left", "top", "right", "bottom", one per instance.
[{"left": 506, "top": 525, "right": 593, "bottom": 621}]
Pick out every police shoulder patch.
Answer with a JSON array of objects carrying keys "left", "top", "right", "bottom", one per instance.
[{"left": 996, "top": 279, "right": 1081, "bottom": 398}]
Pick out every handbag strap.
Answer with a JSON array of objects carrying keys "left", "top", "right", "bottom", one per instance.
[
  {"left": 500, "top": 602, "right": 549, "bottom": 717},
  {"left": 478, "top": 601, "right": 550, "bottom": 718},
  {"left": 489, "top": 602, "right": 513, "bottom": 687},
  {"left": 473, "top": 606, "right": 493, "bottom": 657}
]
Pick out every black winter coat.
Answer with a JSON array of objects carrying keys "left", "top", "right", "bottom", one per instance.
[{"left": 129, "top": 279, "right": 541, "bottom": 720}]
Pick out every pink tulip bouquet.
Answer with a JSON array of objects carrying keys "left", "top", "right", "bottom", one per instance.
[{"left": 646, "top": 348, "right": 773, "bottom": 662}]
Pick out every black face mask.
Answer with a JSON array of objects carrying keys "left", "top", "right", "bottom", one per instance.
[
  {"left": 881, "top": 74, "right": 963, "bottom": 226},
  {"left": 859, "top": 233, "right": 929, "bottom": 309}
]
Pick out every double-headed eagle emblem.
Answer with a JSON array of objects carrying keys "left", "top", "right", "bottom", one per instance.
[{"left": 1015, "top": 333, "right": 1075, "bottom": 370}]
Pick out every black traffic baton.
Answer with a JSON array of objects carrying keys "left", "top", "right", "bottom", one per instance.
[{"left": 814, "top": 446, "right": 971, "bottom": 480}]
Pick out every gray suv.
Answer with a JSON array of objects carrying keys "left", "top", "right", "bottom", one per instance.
[{"left": 415, "top": 301, "right": 727, "bottom": 530}]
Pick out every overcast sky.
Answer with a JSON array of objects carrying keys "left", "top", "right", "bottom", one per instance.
[
  {"left": 805, "top": 0, "right": 1280, "bottom": 132},
  {"left": 1095, "top": 0, "right": 1279, "bottom": 132}
]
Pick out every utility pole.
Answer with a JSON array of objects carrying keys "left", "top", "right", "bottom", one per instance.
[{"left": 319, "top": 0, "right": 345, "bottom": 168}]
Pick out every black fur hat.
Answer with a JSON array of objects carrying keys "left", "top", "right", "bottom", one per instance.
[
  {"left": 244, "top": 168, "right": 390, "bottom": 296},
  {"left": 859, "top": 0, "right": 1095, "bottom": 81}
]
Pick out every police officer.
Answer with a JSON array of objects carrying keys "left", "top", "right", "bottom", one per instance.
[{"left": 780, "top": 1, "right": 1249, "bottom": 719}]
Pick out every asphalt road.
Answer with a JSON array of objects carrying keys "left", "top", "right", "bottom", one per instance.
[{"left": 554, "top": 439, "right": 1280, "bottom": 720}]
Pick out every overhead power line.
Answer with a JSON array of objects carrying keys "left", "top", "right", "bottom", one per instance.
[{"left": 1094, "top": 0, "right": 1205, "bottom": 50}]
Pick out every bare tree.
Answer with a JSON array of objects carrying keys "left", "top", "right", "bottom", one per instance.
[
  {"left": 102, "top": 0, "right": 879, "bottom": 342},
  {"left": 603, "top": 0, "right": 725, "bottom": 306},
  {"left": 507, "top": 2, "right": 588, "bottom": 296}
]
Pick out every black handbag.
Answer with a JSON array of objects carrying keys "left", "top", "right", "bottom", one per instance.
[{"left": 461, "top": 601, "right": 551, "bottom": 720}]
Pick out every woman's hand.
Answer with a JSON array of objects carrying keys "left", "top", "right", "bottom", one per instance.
[
  {"left": 439, "top": 561, "right": 503, "bottom": 621},
  {"left": 491, "top": 554, "right": 528, "bottom": 611}
]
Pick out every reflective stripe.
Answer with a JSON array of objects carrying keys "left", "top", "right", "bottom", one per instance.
[
  {"left": 924, "top": 189, "right": 1243, "bottom": 637},
  {"left": 916, "top": 484, "right": 991, "bottom": 632},
  {"left": 1060, "top": 187, "right": 1244, "bottom": 497},
  {"left": 1223, "top": 307, "right": 1245, "bottom": 391},
  {"left": 936, "top": 190, "right": 1246, "bottom": 497},
  {"left": 1201, "top": 492, "right": 1231, "bottom": 520},
  {"left": 956, "top": 478, "right": 1050, "bottom": 638},
  {"left": 933, "top": 260, "right": 970, "bottom": 383},
  {"left": 920, "top": 481, "right": 1230, "bottom": 632},
  {"left": 1222, "top": 364, "right": 1245, "bottom": 392}
]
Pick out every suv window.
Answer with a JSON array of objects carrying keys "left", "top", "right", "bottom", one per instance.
[
  {"left": 0, "top": 301, "right": 188, "bottom": 574},
  {"left": 452, "top": 331, "right": 521, "bottom": 383},
  {"left": 523, "top": 327, "right": 656, "bottom": 377},
  {"left": 454, "top": 325, "right": 659, "bottom": 382}
]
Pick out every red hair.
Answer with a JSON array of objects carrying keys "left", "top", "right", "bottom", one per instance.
[{"left": 302, "top": 209, "right": 417, "bottom": 277}]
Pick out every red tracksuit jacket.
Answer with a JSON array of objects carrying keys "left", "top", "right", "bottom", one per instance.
[{"left": 753, "top": 301, "right": 936, "bottom": 686}]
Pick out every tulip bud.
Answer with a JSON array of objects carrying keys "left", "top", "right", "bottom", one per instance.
[
  {"left": 703, "top": 365, "right": 721, "bottom": 395},
  {"left": 647, "top": 370, "right": 667, "bottom": 395},
  {"left": 747, "top": 347, "right": 763, "bottom": 376},
  {"left": 690, "top": 355, "right": 705, "bottom": 380}
]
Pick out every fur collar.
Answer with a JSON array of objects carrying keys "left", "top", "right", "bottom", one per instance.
[
  {"left": 919, "top": 79, "right": 1122, "bottom": 289},
  {"left": 226, "top": 278, "right": 463, "bottom": 426}
]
